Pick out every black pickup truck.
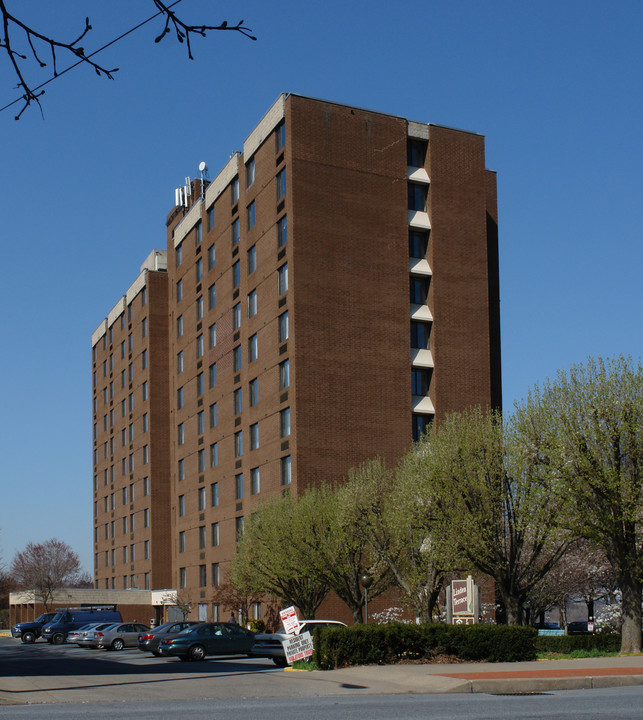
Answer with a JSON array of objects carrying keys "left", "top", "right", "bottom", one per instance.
[{"left": 11, "top": 613, "right": 57, "bottom": 643}]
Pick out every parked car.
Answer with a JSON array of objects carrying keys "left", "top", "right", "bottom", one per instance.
[
  {"left": 41, "top": 607, "right": 123, "bottom": 644},
  {"left": 566, "top": 620, "right": 594, "bottom": 635},
  {"left": 76, "top": 623, "right": 118, "bottom": 648},
  {"left": 251, "top": 620, "right": 346, "bottom": 667},
  {"left": 66, "top": 624, "right": 102, "bottom": 646},
  {"left": 137, "top": 621, "right": 200, "bottom": 656},
  {"left": 11, "top": 613, "right": 57, "bottom": 643},
  {"left": 157, "top": 622, "right": 255, "bottom": 661},
  {"left": 89, "top": 622, "right": 150, "bottom": 650}
]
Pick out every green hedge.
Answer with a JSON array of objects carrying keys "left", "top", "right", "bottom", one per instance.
[
  {"left": 312, "top": 623, "right": 537, "bottom": 670},
  {"left": 535, "top": 633, "right": 622, "bottom": 654}
]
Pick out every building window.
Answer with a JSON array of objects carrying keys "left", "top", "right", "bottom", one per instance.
[
  {"left": 199, "top": 564, "right": 207, "bottom": 588},
  {"left": 208, "top": 323, "right": 217, "bottom": 349},
  {"left": 211, "top": 562, "right": 220, "bottom": 586},
  {"left": 142, "top": 444, "right": 149, "bottom": 464},
  {"left": 412, "top": 368, "right": 431, "bottom": 396},
  {"left": 178, "top": 495, "right": 185, "bottom": 516},
  {"left": 250, "top": 422, "right": 259, "bottom": 450},
  {"left": 281, "top": 455, "right": 292, "bottom": 485},
  {"left": 251, "top": 467, "right": 260, "bottom": 495},
  {"left": 196, "top": 334, "right": 204, "bottom": 358},
  {"left": 207, "top": 242, "right": 215, "bottom": 270},
  {"left": 177, "top": 315, "right": 183, "bottom": 338},
  {"left": 236, "top": 516, "right": 244, "bottom": 541},
  {"left": 249, "top": 378, "right": 258, "bottom": 407},
  {"left": 208, "top": 283, "right": 216, "bottom": 310},
  {"left": 143, "top": 413, "right": 148, "bottom": 432},
  {"left": 279, "top": 359, "right": 289, "bottom": 389},
  {"left": 195, "top": 220, "right": 202, "bottom": 246},
  {"left": 209, "top": 402, "right": 217, "bottom": 428},
  {"left": 142, "top": 381, "right": 148, "bottom": 401},
  {"left": 211, "top": 482, "right": 219, "bottom": 507},
  {"left": 248, "top": 290, "right": 257, "bottom": 318},
  {"left": 196, "top": 372, "right": 204, "bottom": 396},
  {"left": 199, "top": 525, "right": 206, "bottom": 549},
  {"left": 247, "top": 201, "right": 255, "bottom": 230},
  {"left": 234, "top": 430, "right": 243, "bottom": 457},
  {"left": 177, "top": 350, "right": 184, "bottom": 374},
  {"left": 248, "top": 334, "right": 257, "bottom": 363},
  {"left": 207, "top": 206, "right": 215, "bottom": 232},
  {"left": 209, "top": 362, "right": 217, "bottom": 388},
  {"left": 246, "top": 158, "right": 255, "bottom": 188},
  {"left": 179, "top": 531, "right": 185, "bottom": 553},
  {"left": 176, "top": 243, "right": 183, "bottom": 267},
  {"left": 179, "top": 567, "right": 186, "bottom": 589},
  {"left": 142, "top": 349, "right": 147, "bottom": 369},
  {"left": 410, "top": 277, "right": 430, "bottom": 305},
  {"left": 232, "top": 260, "right": 240, "bottom": 288},
  {"left": 412, "top": 414, "right": 432, "bottom": 441},
  {"left": 280, "top": 407, "right": 291, "bottom": 437},
  {"left": 233, "top": 303, "right": 241, "bottom": 330},
  {"left": 235, "top": 473, "right": 244, "bottom": 500},
  {"left": 233, "top": 346, "right": 242, "bottom": 373},
  {"left": 231, "top": 177, "right": 239, "bottom": 204},
  {"left": 278, "top": 311, "right": 289, "bottom": 342},
  {"left": 210, "top": 442, "right": 218, "bottom": 467},
  {"left": 197, "top": 410, "right": 204, "bottom": 435},
  {"left": 277, "top": 215, "right": 287, "bottom": 247},
  {"left": 407, "top": 138, "right": 427, "bottom": 167},
  {"left": 141, "top": 317, "right": 147, "bottom": 338},
  {"left": 247, "top": 245, "right": 256, "bottom": 274},
  {"left": 178, "top": 458, "right": 185, "bottom": 481},
  {"left": 144, "top": 508, "right": 149, "bottom": 527},
  {"left": 177, "top": 386, "right": 184, "bottom": 409},
  {"left": 211, "top": 522, "right": 219, "bottom": 547},
  {"left": 277, "top": 263, "right": 288, "bottom": 294},
  {"left": 232, "top": 217, "right": 240, "bottom": 246},
  {"left": 196, "top": 295, "right": 203, "bottom": 321},
  {"left": 276, "top": 169, "right": 286, "bottom": 200},
  {"left": 198, "top": 448, "right": 205, "bottom": 472},
  {"left": 411, "top": 321, "right": 431, "bottom": 349},
  {"left": 196, "top": 258, "right": 203, "bottom": 282},
  {"left": 143, "top": 477, "right": 149, "bottom": 495},
  {"left": 234, "top": 388, "right": 242, "bottom": 415},
  {"left": 408, "top": 183, "right": 427, "bottom": 212},
  {"left": 276, "top": 122, "right": 285, "bottom": 152},
  {"left": 409, "top": 231, "right": 428, "bottom": 258}
]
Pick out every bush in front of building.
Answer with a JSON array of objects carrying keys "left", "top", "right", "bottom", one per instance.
[
  {"left": 535, "top": 633, "right": 622, "bottom": 655},
  {"left": 247, "top": 618, "right": 265, "bottom": 633},
  {"left": 313, "top": 623, "right": 537, "bottom": 669}
]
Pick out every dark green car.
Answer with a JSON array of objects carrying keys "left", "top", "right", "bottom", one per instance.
[{"left": 157, "top": 622, "right": 255, "bottom": 661}]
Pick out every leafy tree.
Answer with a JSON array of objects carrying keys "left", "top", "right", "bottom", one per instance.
[
  {"left": 232, "top": 493, "right": 329, "bottom": 619},
  {"left": 513, "top": 355, "right": 643, "bottom": 652},
  {"left": 0, "top": 1, "right": 255, "bottom": 119},
  {"left": 10, "top": 538, "right": 83, "bottom": 610},
  {"left": 339, "top": 458, "right": 448, "bottom": 622},
  {"left": 414, "top": 407, "right": 569, "bottom": 625}
]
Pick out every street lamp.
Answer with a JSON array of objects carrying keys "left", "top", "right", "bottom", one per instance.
[{"left": 360, "top": 572, "right": 373, "bottom": 624}]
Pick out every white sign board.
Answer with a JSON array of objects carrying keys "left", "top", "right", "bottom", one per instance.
[
  {"left": 283, "top": 631, "right": 313, "bottom": 665},
  {"left": 280, "top": 606, "right": 300, "bottom": 634}
]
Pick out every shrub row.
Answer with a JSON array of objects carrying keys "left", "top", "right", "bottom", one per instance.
[
  {"left": 535, "top": 633, "right": 622, "bottom": 654},
  {"left": 312, "top": 623, "right": 537, "bottom": 670}
]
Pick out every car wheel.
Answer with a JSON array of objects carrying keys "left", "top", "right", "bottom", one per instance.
[
  {"left": 152, "top": 650, "right": 162, "bottom": 657},
  {"left": 22, "top": 632, "right": 36, "bottom": 644},
  {"left": 111, "top": 639, "right": 125, "bottom": 651},
  {"left": 52, "top": 633, "right": 65, "bottom": 645},
  {"left": 188, "top": 644, "right": 206, "bottom": 661},
  {"left": 273, "top": 657, "right": 288, "bottom": 667}
]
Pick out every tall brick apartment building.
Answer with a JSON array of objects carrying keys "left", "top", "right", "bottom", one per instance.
[{"left": 91, "top": 94, "right": 501, "bottom": 620}]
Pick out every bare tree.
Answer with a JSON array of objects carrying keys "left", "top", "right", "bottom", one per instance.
[
  {"left": 10, "top": 539, "right": 82, "bottom": 610},
  {"left": 0, "top": 1, "right": 255, "bottom": 119}
]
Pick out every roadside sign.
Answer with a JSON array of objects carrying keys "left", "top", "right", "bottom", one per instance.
[
  {"left": 280, "top": 606, "right": 300, "bottom": 634},
  {"left": 283, "top": 631, "right": 313, "bottom": 664}
]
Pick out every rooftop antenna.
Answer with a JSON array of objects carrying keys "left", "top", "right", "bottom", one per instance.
[{"left": 198, "top": 161, "right": 209, "bottom": 200}]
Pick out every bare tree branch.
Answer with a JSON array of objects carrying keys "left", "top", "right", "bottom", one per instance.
[{"left": 0, "top": 0, "right": 255, "bottom": 119}]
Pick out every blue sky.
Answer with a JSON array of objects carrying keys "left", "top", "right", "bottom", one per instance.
[{"left": 1, "top": 0, "right": 641, "bottom": 572}]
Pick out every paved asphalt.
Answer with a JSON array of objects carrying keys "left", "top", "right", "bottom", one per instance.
[{"left": 1, "top": 633, "right": 643, "bottom": 706}]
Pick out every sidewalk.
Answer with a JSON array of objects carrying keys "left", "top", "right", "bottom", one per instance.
[{"left": 1, "top": 655, "right": 643, "bottom": 705}]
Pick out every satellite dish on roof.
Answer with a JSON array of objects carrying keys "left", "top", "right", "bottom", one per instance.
[{"left": 198, "top": 161, "right": 208, "bottom": 173}]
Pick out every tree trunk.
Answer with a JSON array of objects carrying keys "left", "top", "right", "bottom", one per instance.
[
  {"left": 500, "top": 592, "right": 522, "bottom": 625},
  {"left": 619, "top": 572, "right": 642, "bottom": 654}
]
